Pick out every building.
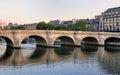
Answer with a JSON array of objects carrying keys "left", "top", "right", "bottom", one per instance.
[
  {"left": 49, "top": 20, "right": 62, "bottom": 25},
  {"left": 24, "top": 23, "right": 37, "bottom": 30},
  {"left": 81, "top": 17, "right": 100, "bottom": 31},
  {"left": 0, "top": 22, "right": 7, "bottom": 29},
  {"left": 5, "top": 23, "right": 18, "bottom": 29},
  {"left": 49, "top": 19, "right": 77, "bottom": 25},
  {"left": 99, "top": 7, "right": 120, "bottom": 32},
  {"left": 94, "top": 16, "right": 100, "bottom": 31},
  {"left": 62, "top": 19, "right": 77, "bottom": 25}
]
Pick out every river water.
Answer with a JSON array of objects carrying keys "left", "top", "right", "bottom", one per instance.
[{"left": 0, "top": 43, "right": 120, "bottom": 75}]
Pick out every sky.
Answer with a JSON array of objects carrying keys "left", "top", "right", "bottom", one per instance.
[{"left": 0, "top": 0, "right": 120, "bottom": 24}]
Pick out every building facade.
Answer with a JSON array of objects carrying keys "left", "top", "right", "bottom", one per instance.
[
  {"left": 0, "top": 22, "right": 7, "bottom": 29},
  {"left": 81, "top": 17, "right": 99, "bottom": 31},
  {"left": 49, "top": 20, "right": 62, "bottom": 25},
  {"left": 5, "top": 23, "right": 18, "bottom": 29},
  {"left": 49, "top": 19, "right": 77, "bottom": 25},
  {"left": 99, "top": 7, "right": 120, "bottom": 32},
  {"left": 24, "top": 23, "right": 37, "bottom": 30}
]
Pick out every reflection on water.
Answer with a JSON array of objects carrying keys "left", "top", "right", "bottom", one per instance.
[
  {"left": 81, "top": 44, "right": 98, "bottom": 52},
  {"left": 0, "top": 47, "right": 13, "bottom": 59},
  {"left": 29, "top": 47, "right": 47, "bottom": 59},
  {"left": 105, "top": 45, "right": 120, "bottom": 51},
  {"left": 98, "top": 46, "right": 120, "bottom": 75},
  {"left": 0, "top": 44, "right": 120, "bottom": 75},
  {"left": 54, "top": 46, "right": 74, "bottom": 55},
  {"left": 0, "top": 43, "right": 6, "bottom": 57}
]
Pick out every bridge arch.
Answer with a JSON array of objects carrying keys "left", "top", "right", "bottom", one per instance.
[
  {"left": 0, "top": 36, "right": 14, "bottom": 48},
  {"left": 81, "top": 37, "right": 99, "bottom": 45},
  {"left": 20, "top": 35, "right": 47, "bottom": 47},
  {"left": 53, "top": 36, "right": 75, "bottom": 47},
  {"left": 105, "top": 37, "right": 120, "bottom": 46}
]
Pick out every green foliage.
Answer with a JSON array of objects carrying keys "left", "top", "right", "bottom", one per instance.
[
  {"left": 35, "top": 20, "right": 91, "bottom": 31},
  {"left": 47, "top": 23, "right": 55, "bottom": 30},
  {"left": 6, "top": 25, "right": 25, "bottom": 30},
  {"left": 10, "top": 26, "right": 15, "bottom": 30},
  {"left": 14, "top": 25, "right": 25, "bottom": 30},
  {"left": 86, "top": 24, "right": 94, "bottom": 31},
  {"left": 55, "top": 25, "right": 66, "bottom": 30},
  {"left": 75, "top": 20, "right": 86, "bottom": 31},
  {"left": 67, "top": 24, "right": 75, "bottom": 31},
  {"left": 36, "top": 22, "right": 47, "bottom": 30}
]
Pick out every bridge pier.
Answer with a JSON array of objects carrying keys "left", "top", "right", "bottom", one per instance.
[
  {"left": 6, "top": 42, "right": 21, "bottom": 49},
  {"left": 74, "top": 43, "right": 81, "bottom": 47},
  {"left": 98, "top": 40, "right": 105, "bottom": 46}
]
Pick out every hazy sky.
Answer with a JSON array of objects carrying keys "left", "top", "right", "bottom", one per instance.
[{"left": 0, "top": 0, "right": 120, "bottom": 24}]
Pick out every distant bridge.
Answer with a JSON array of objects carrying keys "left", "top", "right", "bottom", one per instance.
[{"left": 0, "top": 30, "right": 120, "bottom": 48}]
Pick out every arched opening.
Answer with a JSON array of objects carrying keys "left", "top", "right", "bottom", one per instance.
[
  {"left": 21, "top": 35, "right": 47, "bottom": 59},
  {"left": 81, "top": 37, "right": 98, "bottom": 45},
  {"left": 54, "top": 36, "right": 75, "bottom": 47},
  {"left": 0, "top": 36, "right": 13, "bottom": 48},
  {"left": 21, "top": 35, "right": 47, "bottom": 48},
  {"left": 105, "top": 37, "right": 120, "bottom": 46}
]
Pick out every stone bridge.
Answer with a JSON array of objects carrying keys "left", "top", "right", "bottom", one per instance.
[{"left": 0, "top": 30, "right": 120, "bottom": 48}]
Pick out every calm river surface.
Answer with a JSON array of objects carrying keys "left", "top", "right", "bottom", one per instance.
[{"left": 0, "top": 43, "right": 120, "bottom": 75}]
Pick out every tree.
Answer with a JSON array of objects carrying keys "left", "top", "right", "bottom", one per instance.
[
  {"left": 67, "top": 24, "right": 74, "bottom": 31},
  {"left": 75, "top": 20, "right": 86, "bottom": 31},
  {"left": 86, "top": 24, "right": 94, "bottom": 31},
  {"left": 36, "top": 22, "right": 47, "bottom": 30},
  {"left": 47, "top": 23, "right": 55, "bottom": 30},
  {"left": 5, "top": 25, "right": 25, "bottom": 30},
  {"left": 14, "top": 25, "right": 25, "bottom": 30},
  {"left": 9, "top": 26, "right": 15, "bottom": 30},
  {"left": 55, "top": 25, "right": 66, "bottom": 30}
]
